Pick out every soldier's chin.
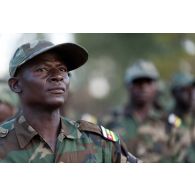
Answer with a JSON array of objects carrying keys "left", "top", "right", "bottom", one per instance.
[
  {"left": 45, "top": 98, "right": 65, "bottom": 109},
  {"left": 136, "top": 98, "right": 148, "bottom": 106}
]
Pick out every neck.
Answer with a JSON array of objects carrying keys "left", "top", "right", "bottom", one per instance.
[
  {"left": 131, "top": 102, "right": 153, "bottom": 122},
  {"left": 22, "top": 105, "right": 61, "bottom": 151}
]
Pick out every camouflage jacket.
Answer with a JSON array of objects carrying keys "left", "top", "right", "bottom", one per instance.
[
  {"left": 0, "top": 114, "right": 137, "bottom": 163},
  {"left": 165, "top": 112, "right": 195, "bottom": 162},
  {"left": 104, "top": 107, "right": 168, "bottom": 162}
]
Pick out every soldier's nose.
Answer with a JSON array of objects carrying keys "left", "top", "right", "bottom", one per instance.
[
  {"left": 50, "top": 74, "right": 64, "bottom": 82},
  {"left": 49, "top": 69, "right": 64, "bottom": 82}
]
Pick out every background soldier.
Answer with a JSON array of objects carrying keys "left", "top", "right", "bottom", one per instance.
[
  {"left": 0, "top": 40, "right": 137, "bottom": 163},
  {"left": 104, "top": 59, "right": 168, "bottom": 162},
  {"left": 0, "top": 79, "right": 18, "bottom": 123},
  {"left": 165, "top": 71, "right": 195, "bottom": 162}
]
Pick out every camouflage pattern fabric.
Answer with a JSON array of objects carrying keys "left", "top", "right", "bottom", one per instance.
[
  {"left": 0, "top": 113, "right": 137, "bottom": 163},
  {"left": 183, "top": 141, "right": 195, "bottom": 162},
  {"left": 104, "top": 108, "right": 168, "bottom": 162},
  {"left": 164, "top": 113, "right": 195, "bottom": 162}
]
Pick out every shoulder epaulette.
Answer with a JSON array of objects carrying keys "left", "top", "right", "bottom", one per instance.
[
  {"left": 0, "top": 118, "right": 15, "bottom": 138},
  {"left": 77, "top": 120, "right": 119, "bottom": 142},
  {"left": 77, "top": 120, "right": 102, "bottom": 135}
]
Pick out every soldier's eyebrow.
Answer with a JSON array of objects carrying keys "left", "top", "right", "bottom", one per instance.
[
  {"left": 31, "top": 62, "right": 68, "bottom": 72},
  {"left": 44, "top": 63, "right": 68, "bottom": 70},
  {"left": 41, "top": 60, "right": 67, "bottom": 66}
]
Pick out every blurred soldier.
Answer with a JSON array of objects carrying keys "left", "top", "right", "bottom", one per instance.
[
  {"left": 0, "top": 40, "right": 137, "bottom": 163},
  {"left": 0, "top": 80, "right": 18, "bottom": 123},
  {"left": 165, "top": 72, "right": 195, "bottom": 162},
  {"left": 104, "top": 59, "right": 168, "bottom": 162}
]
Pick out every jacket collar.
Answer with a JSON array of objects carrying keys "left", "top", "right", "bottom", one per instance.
[{"left": 15, "top": 114, "right": 81, "bottom": 149}]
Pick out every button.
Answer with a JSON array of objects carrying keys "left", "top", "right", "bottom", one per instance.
[{"left": 0, "top": 128, "right": 8, "bottom": 137}]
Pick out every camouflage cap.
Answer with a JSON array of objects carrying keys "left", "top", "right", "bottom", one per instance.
[
  {"left": 124, "top": 59, "right": 159, "bottom": 85},
  {"left": 9, "top": 40, "right": 88, "bottom": 77},
  {"left": 171, "top": 72, "right": 195, "bottom": 90}
]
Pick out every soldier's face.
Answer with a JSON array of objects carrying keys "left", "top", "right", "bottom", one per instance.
[
  {"left": 17, "top": 52, "right": 70, "bottom": 109},
  {"left": 129, "top": 78, "right": 157, "bottom": 105},
  {"left": 174, "top": 85, "right": 193, "bottom": 108}
]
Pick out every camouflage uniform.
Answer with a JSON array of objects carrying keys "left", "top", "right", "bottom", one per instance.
[
  {"left": 0, "top": 40, "right": 137, "bottom": 163},
  {"left": 106, "top": 107, "right": 168, "bottom": 163},
  {"left": 0, "top": 113, "right": 137, "bottom": 163},
  {"left": 164, "top": 72, "right": 195, "bottom": 162},
  {"left": 104, "top": 60, "right": 168, "bottom": 162}
]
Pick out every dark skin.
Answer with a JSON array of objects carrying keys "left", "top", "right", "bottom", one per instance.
[
  {"left": 126, "top": 77, "right": 157, "bottom": 122},
  {"left": 8, "top": 52, "right": 70, "bottom": 151},
  {"left": 172, "top": 85, "right": 193, "bottom": 118}
]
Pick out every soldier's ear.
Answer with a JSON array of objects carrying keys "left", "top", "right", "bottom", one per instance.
[{"left": 8, "top": 77, "right": 22, "bottom": 93}]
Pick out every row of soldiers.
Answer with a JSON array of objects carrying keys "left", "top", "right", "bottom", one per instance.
[
  {"left": 0, "top": 55, "right": 195, "bottom": 162},
  {"left": 101, "top": 60, "right": 195, "bottom": 162}
]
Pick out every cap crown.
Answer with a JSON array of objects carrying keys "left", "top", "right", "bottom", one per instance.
[
  {"left": 171, "top": 72, "right": 194, "bottom": 89},
  {"left": 125, "top": 59, "right": 159, "bottom": 84}
]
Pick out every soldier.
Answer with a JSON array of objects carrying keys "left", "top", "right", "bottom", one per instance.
[
  {"left": 0, "top": 40, "right": 137, "bottom": 163},
  {"left": 0, "top": 80, "right": 18, "bottom": 123},
  {"left": 165, "top": 72, "right": 195, "bottom": 162},
  {"left": 104, "top": 59, "right": 168, "bottom": 162}
]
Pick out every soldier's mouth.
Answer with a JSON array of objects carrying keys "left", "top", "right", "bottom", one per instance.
[{"left": 47, "top": 87, "right": 65, "bottom": 94}]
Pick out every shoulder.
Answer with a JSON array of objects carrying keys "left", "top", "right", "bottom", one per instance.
[
  {"left": 0, "top": 117, "right": 16, "bottom": 138},
  {"left": 77, "top": 120, "right": 119, "bottom": 142},
  {"left": 77, "top": 120, "right": 139, "bottom": 163},
  {"left": 60, "top": 116, "right": 119, "bottom": 142},
  {"left": 61, "top": 117, "right": 138, "bottom": 163}
]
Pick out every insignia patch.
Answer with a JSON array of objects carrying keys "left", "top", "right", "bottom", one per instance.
[
  {"left": 100, "top": 126, "right": 119, "bottom": 142},
  {"left": 168, "top": 114, "right": 182, "bottom": 128}
]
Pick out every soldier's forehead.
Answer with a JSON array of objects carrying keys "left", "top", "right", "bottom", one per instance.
[{"left": 26, "top": 52, "right": 65, "bottom": 66}]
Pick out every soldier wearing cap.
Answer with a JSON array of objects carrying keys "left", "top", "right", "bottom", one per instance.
[
  {"left": 0, "top": 80, "right": 18, "bottom": 123},
  {"left": 0, "top": 40, "right": 137, "bottom": 163},
  {"left": 104, "top": 59, "right": 168, "bottom": 162},
  {"left": 164, "top": 71, "right": 195, "bottom": 162}
]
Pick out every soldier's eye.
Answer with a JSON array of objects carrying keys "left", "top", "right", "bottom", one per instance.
[
  {"left": 59, "top": 67, "right": 67, "bottom": 72},
  {"left": 36, "top": 68, "right": 48, "bottom": 72}
]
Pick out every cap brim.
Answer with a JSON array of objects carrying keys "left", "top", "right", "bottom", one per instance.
[
  {"left": 50, "top": 43, "right": 88, "bottom": 71},
  {"left": 131, "top": 74, "right": 159, "bottom": 82},
  {"left": 172, "top": 81, "right": 194, "bottom": 89},
  {"left": 25, "top": 42, "right": 88, "bottom": 72}
]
